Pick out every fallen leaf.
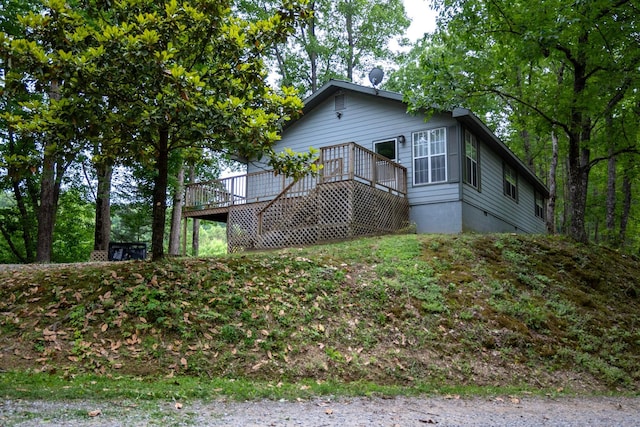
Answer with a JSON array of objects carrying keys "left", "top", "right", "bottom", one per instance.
[
  {"left": 251, "top": 361, "right": 266, "bottom": 371},
  {"left": 174, "top": 402, "right": 183, "bottom": 410},
  {"left": 88, "top": 409, "right": 101, "bottom": 417},
  {"left": 101, "top": 323, "right": 108, "bottom": 332},
  {"left": 325, "top": 409, "right": 333, "bottom": 415}
]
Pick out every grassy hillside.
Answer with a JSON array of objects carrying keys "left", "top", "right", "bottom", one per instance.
[{"left": 1, "top": 233, "right": 639, "bottom": 394}]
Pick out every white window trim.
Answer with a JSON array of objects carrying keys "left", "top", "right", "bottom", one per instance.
[{"left": 412, "top": 128, "right": 447, "bottom": 185}]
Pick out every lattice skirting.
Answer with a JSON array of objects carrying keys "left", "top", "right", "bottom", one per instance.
[
  {"left": 227, "top": 180, "right": 409, "bottom": 251},
  {"left": 89, "top": 250, "right": 109, "bottom": 262}
]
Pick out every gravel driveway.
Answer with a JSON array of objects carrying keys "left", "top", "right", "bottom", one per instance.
[{"left": 2, "top": 396, "right": 639, "bottom": 426}]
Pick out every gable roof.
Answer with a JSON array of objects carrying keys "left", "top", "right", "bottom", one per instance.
[
  {"left": 290, "top": 80, "right": 549, "bottom": 197},
  {"left": 301, "top": 79, "right": 404, "bottom": 113}
]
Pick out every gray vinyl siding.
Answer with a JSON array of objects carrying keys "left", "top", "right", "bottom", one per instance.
[
  {"left": 251, "top": 92, "right": 420, "bottom": 171},
  {"left": 256, "top": 92, "right": 457, "bottom": 179},
  {"left": 259, "top": 91, "right": 463, "bottom": 235},
  {"left": 252, "top": 85, "right": 545, "bottom": 236},
  {"left": 461, "top": 135, "right": 546, "bottom": 234},
  {"left": 266, "top": 92, "right": 430, "bottom": 164}
]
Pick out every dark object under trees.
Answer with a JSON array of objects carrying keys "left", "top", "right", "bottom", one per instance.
[{"left": 108, "top": 242, "right": 147, "bottom": 261}]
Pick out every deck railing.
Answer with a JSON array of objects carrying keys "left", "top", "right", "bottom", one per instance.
[
  {"left": 184, "top": 142, "right": 407, "bottom": 211},
  {"left": 320, "top": 142, "right": 407, "bottom": 195}
]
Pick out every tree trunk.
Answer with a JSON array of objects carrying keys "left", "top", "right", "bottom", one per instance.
[
  {"left": 36, "top": 80, "right": 64, "bottom": 263},
  {"left": 566, "top": 142, "right": 589, "bottom": 242},
  {"left": 7, "top": 129, "right": 36, "bottom": 262},
  {"left": 12, "top": 178, "right": 36, "bottom": 262},
  {"left": 520, "top": 129, "right": 534, "bottom": 170},
  {"left": 619, "top": 171, "right": 632, "bottom": 245},
  {"left": 605, "top": 147, "right": 616, "bottom": 243},
  {"left": 151, "top": 127, "right": 170, "bottom": 261},
  {"left": 189, "top": 165, "right": 200, "bottom": 257},
  {"left": 94, "top": 158, "right": 113, "bottom": 251},
  {"left": 546, "top": 130, "right": 558, "bottom": 234},
  {"left": 192, "top": 219, "right": 200, "bottom": 256},
  {"left": 168, "top": 162, "right": 185, "bottom": 255},
  {"left": 0, "top": 223, "right": 25, "bottom": 263},
  {"left": 36, "top": 150, "right": 63, "bottom": 262},
  {"left": 345, "top": 8, "right": 354, "bottom": 81},
  {"left": 307, "top": 3, "right": 318, "bottom": 92},
  {"left": 566, "top": 57, "right": 590, "bottom": 243}
]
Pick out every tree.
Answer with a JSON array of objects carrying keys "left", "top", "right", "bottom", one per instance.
[
  {"left": 399, "top": 0, "right": 640, "bottom": 242},
  {"left": 238, "top": 0, "right": 410, "bottom": 95},
  {"left": 88, "top": 0, "right": 307, "bottom": 260},
  {"left": 0, "top": 0, "right": 43, "bottom": 262},
  {"left": 1, "top": 0, "right": 98, "bottom": 262},
  {"left": 3, "top": 0, "right": 309, "bottom": 261}
]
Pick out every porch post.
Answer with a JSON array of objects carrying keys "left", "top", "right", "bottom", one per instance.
[
  {"left": 182, "top": 217, "right": 188, "bottom": 256},
  {"left": 349, "top": 143, "right": 355, "bottom": 181}
]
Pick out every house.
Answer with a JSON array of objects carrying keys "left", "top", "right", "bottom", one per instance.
[{"left": 183, "top": 80, "right": 548, "bottom": 251}]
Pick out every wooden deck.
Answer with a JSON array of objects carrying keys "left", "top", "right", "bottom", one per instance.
[{"left": 183, "top": 142, "right": 409, "bottom": 250}]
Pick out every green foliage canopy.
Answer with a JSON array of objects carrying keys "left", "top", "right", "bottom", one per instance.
[
  {"left": 1, "top": 0, "right": 310, "bottom": 260},
  {"left": 237, "top": 0, "right": 410, "bottom": 95},
  {"left": 392, "top": 0, "right": 640, "bottom": 242}
]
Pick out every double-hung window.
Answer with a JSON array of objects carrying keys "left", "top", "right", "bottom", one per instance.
[
  {"left": 464, "top": 130, "right": 478, "bottom": 188},
  {"left": 503, "top": 163, "right": 517, "bottom": 201},
  {"left": 413, "top": 128, "right": 446, "bottom": 185},
  {"left": 535, "top": 191, "right": 545, "bottom": 219}
]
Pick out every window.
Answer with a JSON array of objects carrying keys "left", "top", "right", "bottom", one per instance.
[
  {"left": 535, "top": 191, "right": 545, "bottom": 219},
  {"left": 413, "top": 128, "right": 446, "bottom": 185},
  {"left": 374, "top": 139, "right": 397, "bottom": 161},
  {"left": 503, "top": 163, "right": 517, "bottom": 201},
  {"left": 464, "top": 130, "right": 478, "bottom": 188}
]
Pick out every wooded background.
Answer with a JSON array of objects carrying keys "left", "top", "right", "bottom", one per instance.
[{"left": 1, "top": 0, "right": 638, "bottom": 263}]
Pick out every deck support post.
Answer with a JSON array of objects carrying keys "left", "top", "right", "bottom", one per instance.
[{"left": 182, "top": 217, "right": 188, "bottom": 256}]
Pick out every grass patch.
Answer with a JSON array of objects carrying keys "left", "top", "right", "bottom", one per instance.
[
  {"left": 0, "top": 371, "right": 558, "bottom": 402},
  {"left": 0, "top": 233, "right": 639, "bottom": 396}
]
